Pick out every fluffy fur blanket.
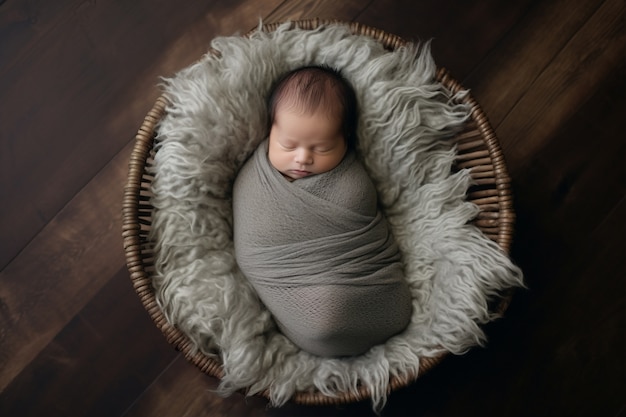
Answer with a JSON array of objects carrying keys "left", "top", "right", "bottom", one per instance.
[
  {"left": 149, "top": 22, "right": 524, "bottom": 411},
  {"left": 233, "top": 140, "right": 413, "bottom": 357}
]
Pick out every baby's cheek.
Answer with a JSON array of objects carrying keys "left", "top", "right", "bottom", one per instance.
[
  {"left": 268, "top": 148, "right": 289, "bottom": 174},
  {"left": 324, "top": 152, "right": 346, "bottom": 172}
]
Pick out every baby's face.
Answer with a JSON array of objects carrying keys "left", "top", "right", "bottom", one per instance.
[{"left": 268, "top": 108, "right": 347, "bottom": 181}]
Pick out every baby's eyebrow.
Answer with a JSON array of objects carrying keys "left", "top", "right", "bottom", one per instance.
[{"left": 313, "top": 140, "right": 335, "bottom": 146}]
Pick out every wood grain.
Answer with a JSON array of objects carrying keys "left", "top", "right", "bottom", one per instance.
[
  {"left": 0, "top": 140, "right": 131, "bottom": 393},
  {"left": 264, "top": 0, "right": 370, "bottom": 23},
  {"left": 0, "top": 267, "right": 178, "bottom": 417},
  {"left": 357, "top": 0, "right": 536, "bottom": 78},
  {"left": 0, "top": 0, "right": 279, "bottom": 269},
  {"left": 124, "top": 355, "right": 378, "bottom": 417},
  {"left": 465, "top": 0, "right": 606, "bottom": 125},
  {"left": 495, "top": 0, "right": 624, "bottom": 173}
]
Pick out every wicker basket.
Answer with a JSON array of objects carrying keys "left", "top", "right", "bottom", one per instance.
[{"left": 122, "top": 19, "right": 515, "bottom": 406}]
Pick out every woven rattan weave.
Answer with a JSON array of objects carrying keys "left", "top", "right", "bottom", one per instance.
[{"left": 122, "top": 19, "right": 515, "bottom": 406}]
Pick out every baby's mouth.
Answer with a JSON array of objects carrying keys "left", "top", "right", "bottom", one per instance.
[{"left": 289, "top": 169, "right": 312, "bottom": 177}]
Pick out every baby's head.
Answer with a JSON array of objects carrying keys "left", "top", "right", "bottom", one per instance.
[{"left": 267, "top": 65, "right": 357, "bottom": 181}]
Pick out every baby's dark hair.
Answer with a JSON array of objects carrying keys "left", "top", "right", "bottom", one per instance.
[{"left": 267, "top": 65, "right": 358, "bottom": 149}]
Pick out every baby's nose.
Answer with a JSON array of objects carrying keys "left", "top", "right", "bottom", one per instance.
[{"left": 295, "top": 148, "right": 313, "bottom": 165}]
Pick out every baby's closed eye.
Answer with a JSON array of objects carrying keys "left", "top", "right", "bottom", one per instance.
[{"left": 279, "top": 140, "right": 297, "bottom": 150}]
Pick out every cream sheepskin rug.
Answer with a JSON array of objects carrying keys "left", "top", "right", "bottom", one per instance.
[{"left": 148, "top": 22, "right": 524, "bottom": 411}]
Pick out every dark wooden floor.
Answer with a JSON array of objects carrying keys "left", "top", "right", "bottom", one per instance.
[{"left": 1, "top": 0, "right": 624, "bottom": 416}]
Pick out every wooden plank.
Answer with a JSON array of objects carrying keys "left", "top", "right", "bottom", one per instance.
[
  {"left": 0, "top": 0, "right": 211, "bottom": 268},
  {"left": 503, "top": 69, "right": 624, "bottom": 365},
  {"left": 357, "top": 0, "right": 535, "bottom": 78},
  {"left": 511, "top": 65, "right": 624, "bottom": 248},
  {"left": 0, "top": 141, "right": 131, "bottom": 393},
  {"left": 0, "top": 0, "right": 281, "bottom": 269},
  {"left": 549, "top": 198, "right": 624, "bottom": 397},
  {"left": 0, "top": 0, "right": 284, "bottom": 393},
  {"left": 0, "top": 267, "right": 178, "bottom": 417},
  {"left": 263, "top": 0, "right": 369, "bottom": 23},
  {"left": 0, "top": 0, "right": 84, "bottom": 76},
  {"left": 123, "top": 354, "right": 378, "bottom": 417},
  {"left": 492, "top": 0, "right": 624, "bottom": 171},
  {"left": 123, "top": 356, "right": 267, "bottom": 417},
  {"left": 465, "top": 0, "right": 605, "bottom": 125},
  {"left": 507, "top": 198, "right": 625, "bottom": 417}
]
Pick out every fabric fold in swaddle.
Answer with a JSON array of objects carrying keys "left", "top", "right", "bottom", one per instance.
[{"left": 233, "top": 139, "right": 412, "bottom": 357}]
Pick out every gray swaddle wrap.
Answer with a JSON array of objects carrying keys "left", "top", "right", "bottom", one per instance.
[{"left": 233, "top": 139, "right": 412, "bottom": 356}]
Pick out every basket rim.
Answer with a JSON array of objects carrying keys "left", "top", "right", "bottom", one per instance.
[{"left": 122, "top": 18, "right": 515, "bottom": 407}]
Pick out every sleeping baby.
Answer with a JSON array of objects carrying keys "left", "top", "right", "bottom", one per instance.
[{"left": 233, "top": 65, "right": 412, "bottom": 357}]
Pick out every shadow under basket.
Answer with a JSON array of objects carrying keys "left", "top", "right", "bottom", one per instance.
[{"left": 122, "top": 19, "right": 516, "bottom": 406}]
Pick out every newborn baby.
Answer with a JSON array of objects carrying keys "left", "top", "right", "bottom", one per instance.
[{"left": 233, "top": 65, "right": 412, "bottom": 357}]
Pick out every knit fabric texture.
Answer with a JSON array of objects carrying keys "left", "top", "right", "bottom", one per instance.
[{"left": 233, "top": 140, "right": 413, "bottom": 357}]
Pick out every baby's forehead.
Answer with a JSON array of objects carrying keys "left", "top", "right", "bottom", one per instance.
[{"left": 274, "top": 100, "right": 342, "bottom": 125}]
